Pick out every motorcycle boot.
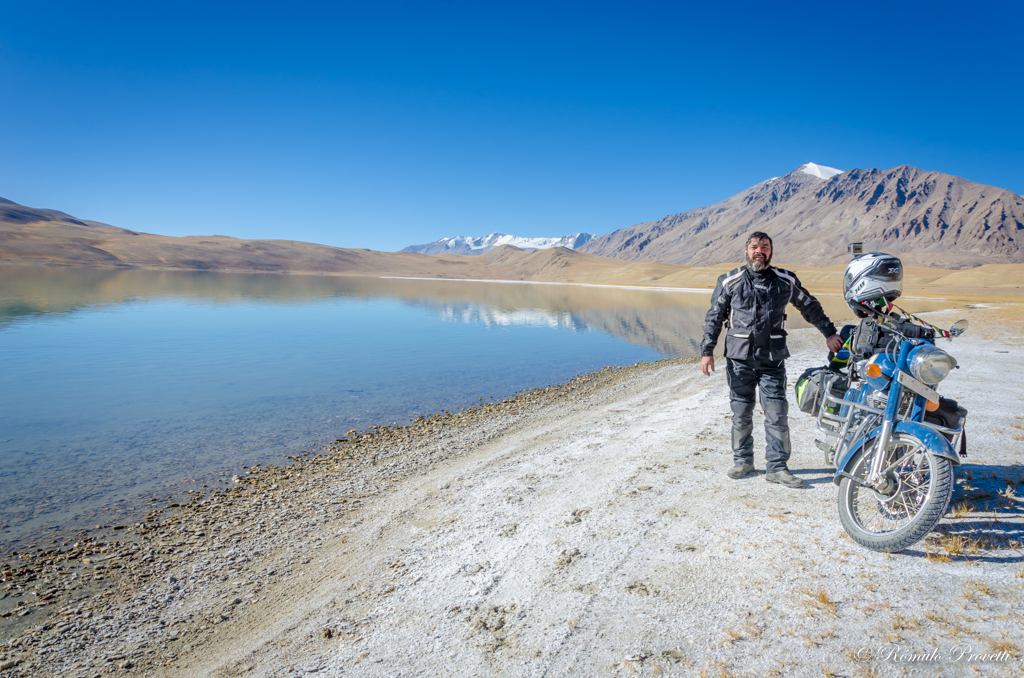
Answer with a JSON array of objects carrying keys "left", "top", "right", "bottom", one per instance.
[
  {"left": 765, "top": 468, "right": 805, "bottom": 489},
  {"left": 727, "top": 462, "right": 755, "bottom": 479}
]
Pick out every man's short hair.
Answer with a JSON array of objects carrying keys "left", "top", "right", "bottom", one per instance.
[{"left": 746, "top": 231, "right": 773, "bottom": 248}]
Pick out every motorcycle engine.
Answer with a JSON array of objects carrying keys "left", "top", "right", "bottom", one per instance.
[
  {"left": 866, "top": 391, "right": 888, "bottom": 410},
  {"left": 865, "top": 390, "right": 915, "bottom": 418}
]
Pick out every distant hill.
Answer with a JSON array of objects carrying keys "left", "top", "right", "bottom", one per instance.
[
  {"left": 579, "top": 163, "right": 1024, "bottom": 269},
  {"left": 0, "top": 197, "right": 683, "bottom": 284},
  {"left": 0, "top": 196, "right": 130, "bottom": 233},
  {"left": 0, "top": 198, "right": 407, "bottom": 273},
  {"left": 401, "top": 232, "right": 596, "bottom": 255}
]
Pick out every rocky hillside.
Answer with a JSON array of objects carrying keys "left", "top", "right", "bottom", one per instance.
[{"left": 579, "top": 164, "right": 1024, "bottom": 268}]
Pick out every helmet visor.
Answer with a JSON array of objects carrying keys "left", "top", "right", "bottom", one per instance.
[{"left": 868, "top": 261, "right": 902, "bottom": 282}]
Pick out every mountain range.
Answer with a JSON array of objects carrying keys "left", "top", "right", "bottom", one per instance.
[
  {"left": 579, "top": 163, "right": 1024, "bottom": 269},
  {"left": 2, "top": 162, "right": 1022, "bottom": 277},
  {"left": 401, "top": 232, "right": 596, "bottom": 255}
]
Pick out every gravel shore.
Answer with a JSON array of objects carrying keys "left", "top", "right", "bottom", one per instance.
[{"left": 2, "top": 306, "right": 1023, "bottom": 677}]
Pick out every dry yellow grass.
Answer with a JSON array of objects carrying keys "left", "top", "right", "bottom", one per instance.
[
  {"left": 984, "top": 637, "right": 1019, "bottom": 656},
  {"left": 855, "top": 664, "right": 886, "bottom": 678},
  {"left": 966, "top": 536, "right": 992, "bottom": 553},
  {"left": 743, "top": 621, "right": 764, "bottom": 639},
  {"left": 964, "top": 580, "right": 993, "bottom": 596},
  {"left": 890, "top": 613, "right": 922, "bottom": 631},
  {"left": 941, "top": 534, "right": 968, "bottom": 555},
  {"left": 949, "top": 623, "right": 973, "bottom": 638},
  {"left": 803, "top": 588, "right": 839, "bottom": 616},
  {"left": 722, "top": 627, "right": 744, "bottom": 644},
  {"left": 950, "top": 501, "right": 975, "bottom": 518},
  {"left": 698, "top": 661, "right": 736, "bottom": 678}
]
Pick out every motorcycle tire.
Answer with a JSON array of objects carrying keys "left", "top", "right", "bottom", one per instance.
[{"left": 838, "top": 432, "right": 954, "bottom": 553}]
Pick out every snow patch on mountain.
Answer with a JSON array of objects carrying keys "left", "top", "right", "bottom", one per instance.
[
  {"left": 402, "top": 232, "right": 597, "bottom": 255},
  {"left": 799, "top": 163, "right": 843, "bottom": 180},
  {"left": 437, "top": 303, "right": 586, "bottom": 330}
]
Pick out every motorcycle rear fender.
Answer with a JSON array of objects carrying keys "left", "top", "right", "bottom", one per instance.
[{"left": 832, "top": 420, "right": 960, "bottom": 486}]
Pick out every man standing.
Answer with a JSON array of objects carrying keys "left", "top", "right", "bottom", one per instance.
[{"left": 700, "top": 232, "right": 843, "bottom": 488}]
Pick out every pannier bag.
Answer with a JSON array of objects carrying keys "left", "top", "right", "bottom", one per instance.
[
  {"left": 794, "top": 366, "right": 848, "bottom": 416},
  {"left": 924, "top": 397, "right": 969, "bottom": 456}
]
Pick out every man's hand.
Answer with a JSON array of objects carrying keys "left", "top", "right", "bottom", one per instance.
[
  {"left": 826, "top": 334, "right": 843, "bottom": 353},
  {"left": 700, "top": 356, "right": 715, "bottom": 376}
]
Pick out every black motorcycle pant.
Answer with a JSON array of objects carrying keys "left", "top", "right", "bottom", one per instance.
[{"left": 725, "top": 357, "right": 791, "bottom": 472}]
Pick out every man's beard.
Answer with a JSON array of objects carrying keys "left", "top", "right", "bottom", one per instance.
[{"left": 745, "top": 251, "right": 771, "bottom": 271}]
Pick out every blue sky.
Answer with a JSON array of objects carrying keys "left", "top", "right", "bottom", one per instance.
[{"left": 1, "top": 1, "right": 1021, "bottom": 251}]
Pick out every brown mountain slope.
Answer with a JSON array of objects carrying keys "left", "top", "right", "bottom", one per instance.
[
  {"left": 0, "top": 198, "right": 689, "bottom": 284},
  {"left": 0, "top": 214, "right": 417, "bottom": 273},
  {"left": 579, "top": 164, "right": 1024, "bottom": 269}
]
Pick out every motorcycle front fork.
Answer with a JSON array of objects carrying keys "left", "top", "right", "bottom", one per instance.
[{"left": 868, "top": 419, "right": 895, "bottom": 485}]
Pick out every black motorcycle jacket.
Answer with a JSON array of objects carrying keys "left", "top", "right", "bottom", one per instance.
[{"left": 700, "top": 265, "right": 837, "bottom": 362}]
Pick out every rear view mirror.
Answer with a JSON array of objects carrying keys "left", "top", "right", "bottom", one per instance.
[{"left": 949, "top": 319, "right": 968, "bottom": 338}]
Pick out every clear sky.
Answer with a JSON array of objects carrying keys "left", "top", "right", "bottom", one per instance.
[{"left": 1, "top": 1, "right": 1021, "bottom": 252}]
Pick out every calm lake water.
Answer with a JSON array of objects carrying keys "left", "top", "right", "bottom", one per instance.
[{"left": 0, "top": 267, "right": 956, "bottom": 551}]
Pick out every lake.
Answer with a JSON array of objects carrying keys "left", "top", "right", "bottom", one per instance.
[{"left": 0, "top": 266, "right": 955, "bottom": 551}]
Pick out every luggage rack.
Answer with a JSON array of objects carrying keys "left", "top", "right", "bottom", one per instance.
[{"left": 815, "top": 389, "right": 884, "bottom": 461}]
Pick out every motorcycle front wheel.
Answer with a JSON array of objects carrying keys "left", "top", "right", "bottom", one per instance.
[{"left": 838, "top": 432, "right": 954, "bottom": 552}]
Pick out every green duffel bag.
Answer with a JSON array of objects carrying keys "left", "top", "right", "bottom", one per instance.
[{"left": 794, "top": 366, "right": 847, "bottom": 416}]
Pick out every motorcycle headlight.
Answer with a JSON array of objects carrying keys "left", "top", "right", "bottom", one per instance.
[{"left": 908, "top": 344, "right": 957, "bottom": 385}]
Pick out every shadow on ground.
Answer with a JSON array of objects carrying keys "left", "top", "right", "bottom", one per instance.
[{"left": 914, "top": 462, "right": 1024, "bottom": 563}]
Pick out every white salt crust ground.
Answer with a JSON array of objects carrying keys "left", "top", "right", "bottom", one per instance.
[{"left": 9, "top": 306, "right": 1024, "bottom": 678}]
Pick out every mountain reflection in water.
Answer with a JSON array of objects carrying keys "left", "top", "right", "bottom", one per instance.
[{"left": 1, "top": 267, "right": 951, "bottom": 352}]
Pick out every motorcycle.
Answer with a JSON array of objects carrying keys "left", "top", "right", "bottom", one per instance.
[{"left": 802, "top": 305, "right": 969, "bottom": 552}]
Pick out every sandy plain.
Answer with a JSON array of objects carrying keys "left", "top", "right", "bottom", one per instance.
[{"left": 2, "top": 304, "right": 1022, "bottom": 678}]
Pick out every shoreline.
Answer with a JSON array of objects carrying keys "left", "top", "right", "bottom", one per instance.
[
  {"left": 0, "top": 360, "right": 682, "bottom": 649},
  {"left": 3, "top": 267, "right": 697, "bottom": 559},
  {"left": 379, "top": 275, "right": 1011, "bottom": 303},
  {"left": 3, "top": 306, "right": 1023, "bottom": 676},
  {"left": 8, "top": 259, "right": 1024, "bottom": 303},
  {"left": 5, "top": 260, "right": 1024, "bottom": 303},
  {"left": 379, "top": 275, "right": 717, "bottom": 294}
]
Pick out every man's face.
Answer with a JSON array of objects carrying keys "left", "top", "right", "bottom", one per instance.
[{"left": 745, "top": 238, "right": 772, "bottom": 271}]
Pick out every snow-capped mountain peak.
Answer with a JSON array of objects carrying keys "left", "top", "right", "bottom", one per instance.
[
  {"left": 799, "top": 162, "right": 844, "bottom": 180},
  {"left": 402, "top": 232, "right": 597, "bottom": 255}
]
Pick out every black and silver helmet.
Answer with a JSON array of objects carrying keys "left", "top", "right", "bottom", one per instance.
[{"left": 844, "top": 252, "right": 903, "bottom": 317}]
